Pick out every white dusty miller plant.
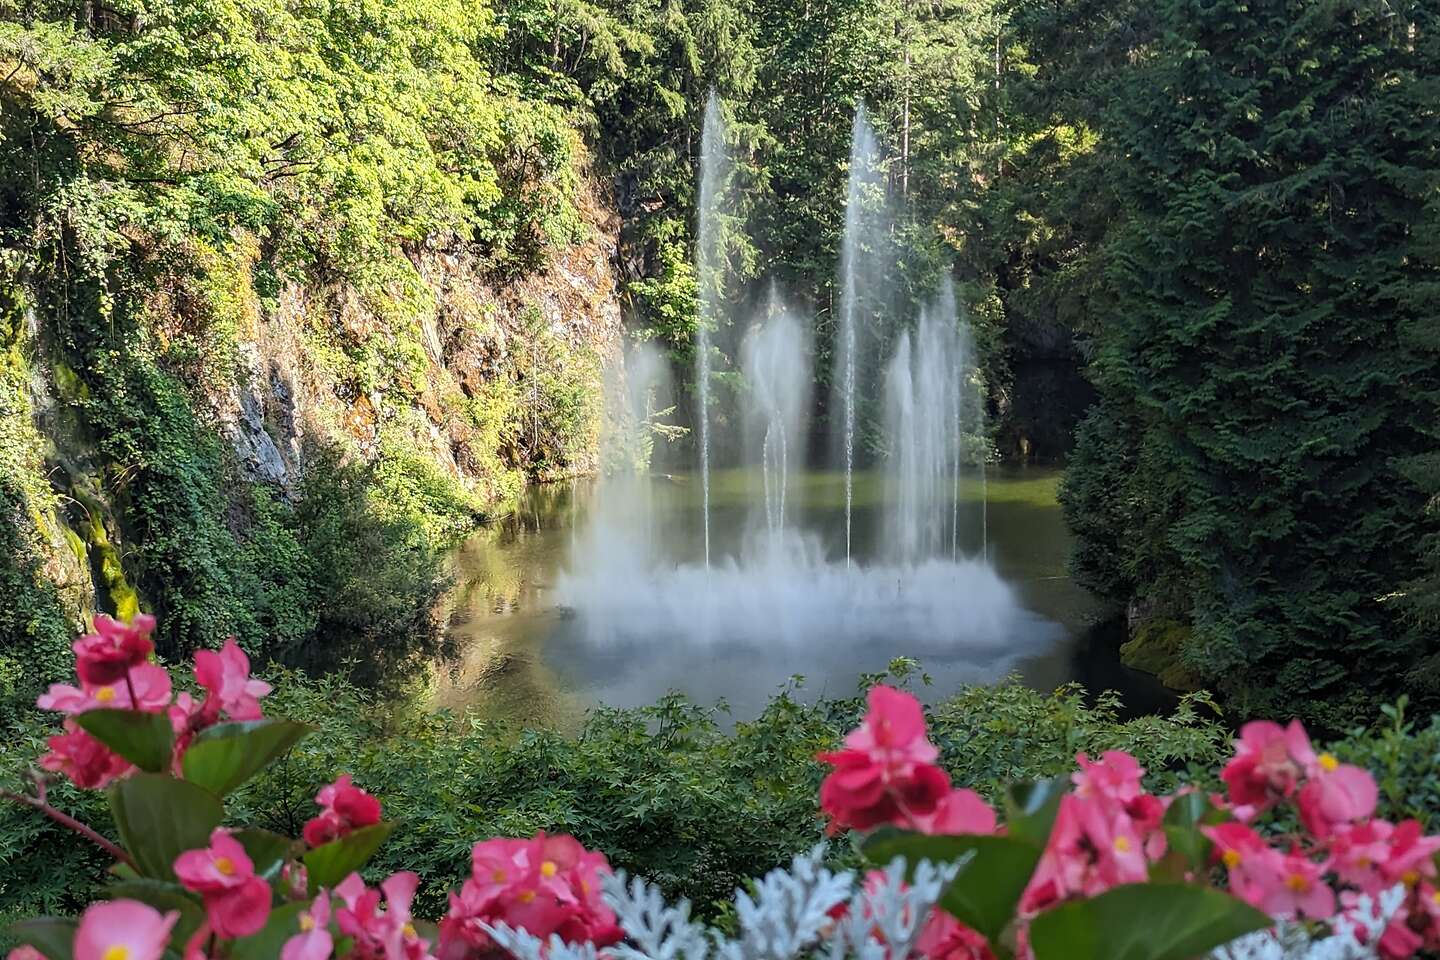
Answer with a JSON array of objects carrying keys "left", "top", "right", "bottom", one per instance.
[
  {"left": 486, "top": 846, "right": 1406, "bottom": 960},
  {"left": 1209, "top": 886, "right": 1406, "bottom": 960}
]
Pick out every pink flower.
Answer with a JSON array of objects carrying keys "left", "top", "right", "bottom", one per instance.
[
  {"left": 8, "top": 947, "right": 46, "bottom": 960},
  {"left": 1251, "top": 850, "right": 1335, "bottom": 920},
  {"left": 73, "top": 900, "right": 178, "bottom": 960},
  {"left": 1331, "top": 819, "right": 1394, "bottom": 893},
  {"left": 40, "top": 722, "right": 133, "bottom": 789},
  {"left": 916, "top": 788, "right": 997, "bottom": 836},
  {"left": 174, "top": 828, "right": 272, "bottom": 938},
  {"left": 914, "top": 908, "right": 995, "bottom": 960},
  {"left": 38, "top": 664, "right": 173, "bottom": 716},
  {"left": 817, "top": 686, "right": 951, "bottom": 832},
  {"left": 1203, "top": 822, "right": 1274, "bottom": 909},
  {"left": 335, "top": 872, "right": 433, "bottom": 960},
  {"left": 1072, "top": 751, "right": 1144, "bottom": 804},
  {"left": 1297, "top": 755, "right": 1378, "bottom": 838},
  {"left": 303, "top": 775, "right": 383, "bottom": 847},
  {"left": 194, "top": 639, "right": 271, "bottom": 722},
  {"left": 1220, "top": 720, "right": 1315, "bottom": 817},
  {"left": 73, "top": 614, "right": 156, "bottom": 686},
  {"left": 281, "top": 894, "right": 333, "bottom": 960},
  {"left": 1381, "top": 820, "right": 1440, "bottom": 888},
  {"left": 438, "top": 834, "right": 621, "bottom": 960}
]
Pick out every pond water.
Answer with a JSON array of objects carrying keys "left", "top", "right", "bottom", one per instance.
[{"left": 429, "top": 466, "right": 1169, "bottom": 727}]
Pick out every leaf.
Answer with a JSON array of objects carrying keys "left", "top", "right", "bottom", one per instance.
[
  {"left": 861, "top": 831, "right": 1043, "bottom": 942},
  {"left": 109, "top": 773, "right": 225, "bottom": 880},
  {"left": 228, "top": 901, "right": 308, "bottom": 960},
  {"left": 1159, "top": 792, "right": 1222, "bottom": 871},
  {"left": 235, "top": 828, "right": 298, "bottom": 880},
  {"left": 1027, "top": 883, "right": 1270, "bottom": 960},
  {"left": 1003, "top": 777, "right": 1067, "bottom": 847},
  {"left": 303, "top": 822, "right": 396, "bottom": 892},
  {"left": 8, "top": 918, "right": 77, "bottom": 960},
  {"left": 107, "top": 878, "right": 207, "bottom": 944},
  {"left": 74, "top": 709, "right": 174, "bottom": 773},
  {"left": 182, "top": 720, "right": 312, "bottom": 797}
]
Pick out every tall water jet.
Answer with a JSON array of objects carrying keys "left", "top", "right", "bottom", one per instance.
[
  {"left": 834, "top": 105, "right": 890, "bottom": 565},
  {"left": 741, "top": 287, "right": 811, "bottom": 553},
  {"left": 882, "top": 278, "right": 985, "bottom": 565},
  {"left": 696, "top": 92, "right": 729, "bottom": 569}
]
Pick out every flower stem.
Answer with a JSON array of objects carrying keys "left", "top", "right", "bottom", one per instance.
[{"left": 1, "top": 782, "right": 136, "bottom": 869}]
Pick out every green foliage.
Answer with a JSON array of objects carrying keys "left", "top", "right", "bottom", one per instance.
[{"left": 1047, "top": 1, "right": 1440, "bottom": 726}]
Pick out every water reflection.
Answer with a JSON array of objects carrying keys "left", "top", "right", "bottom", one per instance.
[{"left": 431, "top": 467, "right": 1168, "bottom": 726}]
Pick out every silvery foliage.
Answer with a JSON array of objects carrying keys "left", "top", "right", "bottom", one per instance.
[
  {"left": 1210, "top": 886, "right": 1408, "bottom": 960},
  {"left": 482, "top": 845, "right": 960, "bottom": 960}
]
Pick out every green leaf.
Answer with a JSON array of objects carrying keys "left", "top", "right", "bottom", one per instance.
[
  {"left": 303, "top": 822, "right": 396, "bottom": 892},
  {"left": 107, "top": 879, "right": 207, "bottom": 944},
  {"left": 109, "top": 773, "right": 225, "bottom": 880},
  {"left": 1028, "top": 883, "right": 1270, "bottom": 960},
  {"left": 74, "top": 709, "right": 174, "bottom": 773},
  {"left": 1003, "top": 777, "right": 1067, "bottom": 847},
  {"left": 1159, "top": 792, "right": 1222, "bottom": 872},
  {"left": 228, "top": 901, "right": 307, "bottom": 960},
  {"left": 235, "top": 828, "right": 298, "bottom": 880},
  {"left": 861, "top": 831, "right": 1043, "bottom": 942},
  {"left": 182, "top": 720, "right": 312, "bottom": 797},
  {"left": 9, "top": 918, "right": 76, "bottom": 960}
]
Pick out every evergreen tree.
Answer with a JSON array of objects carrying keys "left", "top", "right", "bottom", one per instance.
[{"left": 1063, "top": 0, "right": 1440, "bottom": 726}]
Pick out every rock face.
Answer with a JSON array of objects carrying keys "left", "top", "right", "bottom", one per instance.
[{"left": 207, "top": 177, "right": 624, "bottom": 504}]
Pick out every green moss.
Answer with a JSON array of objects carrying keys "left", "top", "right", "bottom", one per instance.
[{"left": 1120, "top": 619, "right": 1205, "bottom": 692}]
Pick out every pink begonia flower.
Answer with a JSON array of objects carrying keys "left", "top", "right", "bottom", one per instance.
[
  {"left": 174, "top": 828, "right": 272, "bottom": 938},
  {"left": 1220, "top": 719, "right": 1315, "bottom": 818},
  {"left": 916, "top": 788, "right": 997, "bottom": 836},
  {"left": 817, "top": 686, "right": 951, "bottom": 832},
  {"left": 914, "top": 906, "right": 995, "bottom": 960},
  {"left": 335, "top": 872, "right": 434, "bottom": 960},
  {"left": 1382, "top": 820, "right": 1440, "bottom": 888},
  {"left": 73, "top": 614, "right": 156, "bottom": 686},
  {"left": 8, "top": 947, "right": 46, "bottom": 960},
  {"left": 303, "top": 774, "right": 383, "bottom": 847},
  {"left": 1072, "top": 751, "right": 1144, "bottom": 804},
  {"left": 438, "top": 834, "right": 622, "bottom": 960},
  {"left": 73, "top": 900, "right": 178, "bottom": 960},
  {"left": 1296, "top": 754, "right": 1378, "bottom": 838},
  {"left": 194, "top": 639, "right": 272, "bottom": 722},
  {"left": 38, "top": 664, "right": 173, "bottom": 716},
  {"left": 281, "top": 894, "right": 334, "bottom": 960},
  {"left": 1250, "top": 850, "right": 1335, "bottom": 920},
  {"left": 40, "top": 722, "right": 133, "bottom": 789},
  {"left": 1203, "top": 822, "right": 1274, "bottom": 909},
  {"left": 1331, "top": 819, "right": 1395, "bottom": 894}
]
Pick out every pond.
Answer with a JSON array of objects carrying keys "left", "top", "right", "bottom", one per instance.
[{"left": 429, "top": 466, "right": 1169, "bottom": 727}]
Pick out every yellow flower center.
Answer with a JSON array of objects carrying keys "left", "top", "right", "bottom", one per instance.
[
  {"left": 1113, "top": 836, "right": 1132, "bottom": 854},
  {"left": 95, "top": 687, "right": 117, "bottom": 703},
  {"left": 492, "top": 870, "right": 506, "bottom": 884},
  {"left": 402, "top": 924, "right": 416, "bottom": 939},
  {"left": 518, "top": 890, "right": 536, "bottom": 904},
  {"left": 1285, "top": 874, "right": 1310, "bottom": 893},
  {"left": 1318, "top": 753, "right": 1339, "bottom": 773},
  {"left": 1357, "top": 856, "right": 1372, "bottom": 869},
  {"left": 215, "top": 857, "right": 236, "bottom": 876},
  {"left": 1222, "top": 850, "right": 1242, "bottom": 869},
  {"left": 1403, "top": 870, "right": 1421, "bottom": 888},
  {"left": 540, "top": 861, "right": 558, "bottom": 878},
  {"left": 300, "top": 916, "right": 316, "bottom": 932},
  {"left": 103, "top": 947, "right": 130, "bottom": 960}
]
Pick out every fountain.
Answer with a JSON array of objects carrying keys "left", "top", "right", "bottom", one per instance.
[
  {"left": 551, "top": 98, "right": 1055, "bottom": 697},
  {"left": 834, "top": 105, "right": 891, "bottom": 566},
  {"left": 695, "top": 92, "right": 729, "bottom": 570},
  {"left": 740, "top": 287, "right": 811, "bottom": 554}
]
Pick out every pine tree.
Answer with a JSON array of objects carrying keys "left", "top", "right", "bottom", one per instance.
[{"left": 1064, "top": 0, "right": 1440, "bottom": 725}]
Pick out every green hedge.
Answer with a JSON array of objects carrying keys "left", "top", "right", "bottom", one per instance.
[{"left": 4, "top": 668, "right": 1437, "bottom": 941}]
